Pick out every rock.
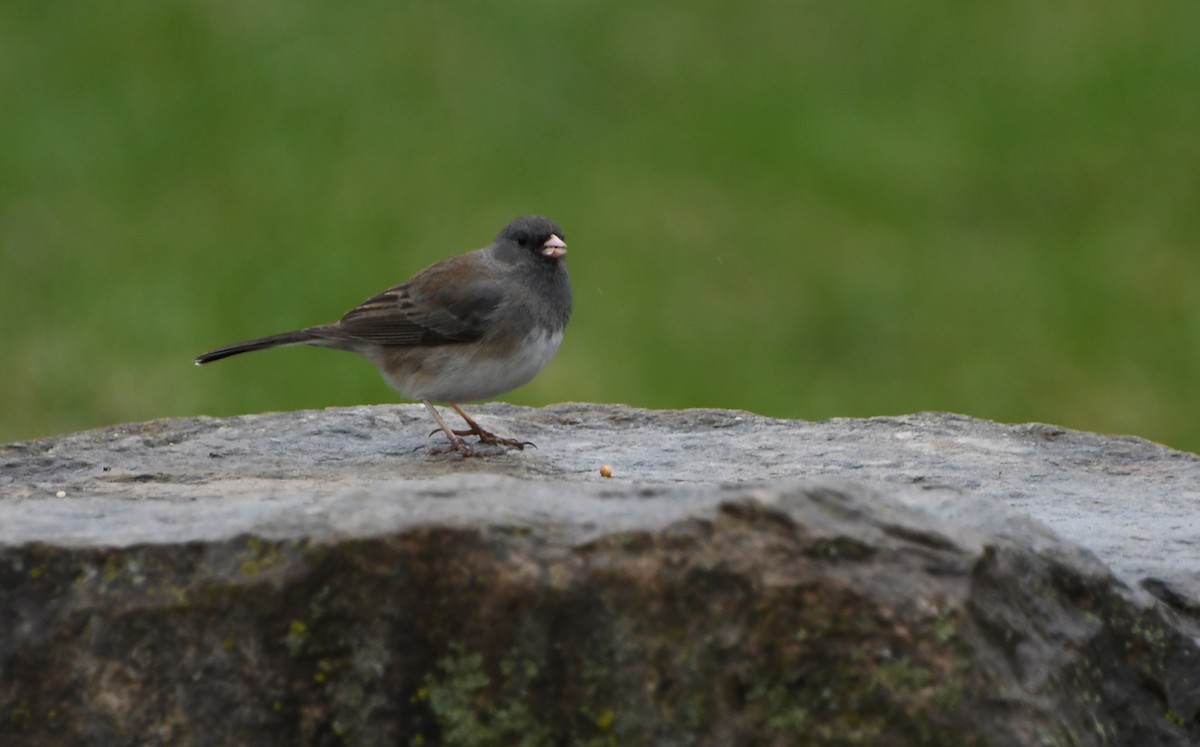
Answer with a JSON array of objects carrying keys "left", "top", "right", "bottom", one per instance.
[{"left": 1, "top": 404, "right": 1197, "bottom": 746}]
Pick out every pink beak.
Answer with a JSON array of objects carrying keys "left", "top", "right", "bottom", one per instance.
[{"left": 541, "top": 234, "right": 567, "bottom": 259}]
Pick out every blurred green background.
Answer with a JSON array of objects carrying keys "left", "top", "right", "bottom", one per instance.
[{"left": 3, "top": 2, "right": 1199, "bottom": 452}]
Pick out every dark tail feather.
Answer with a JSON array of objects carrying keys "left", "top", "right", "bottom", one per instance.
[{"left": 195, "top": 330, "right": 317, "bottom": 365}]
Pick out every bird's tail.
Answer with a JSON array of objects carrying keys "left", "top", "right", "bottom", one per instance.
[{"left": 195, "top": 330, "right": 318, "bottom": 365}]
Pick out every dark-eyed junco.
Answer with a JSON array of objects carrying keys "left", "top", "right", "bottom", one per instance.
[{"left": 196, "top": 215, "right": 572, "bottom": 456}]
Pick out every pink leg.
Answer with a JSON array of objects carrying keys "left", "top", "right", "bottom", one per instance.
[{"left": 422, "top": 401, "right": 475, "bottom": 456}]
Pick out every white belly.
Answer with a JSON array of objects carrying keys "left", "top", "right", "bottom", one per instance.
[{"left": 383, "top": 329, "right": 564, "bottom": 403}]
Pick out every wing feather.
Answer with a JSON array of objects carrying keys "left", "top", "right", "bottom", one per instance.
[{"left": 331, "top": 255, "right": 504, "bottom": 346}]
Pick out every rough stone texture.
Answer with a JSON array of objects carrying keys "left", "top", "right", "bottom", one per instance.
[{"left": 1, "top": 404, "right": 1198, "bottom": 746}]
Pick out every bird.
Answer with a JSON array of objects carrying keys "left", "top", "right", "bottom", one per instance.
[{"left": 195, "top": 215, "right": 572, "bottom": 456}]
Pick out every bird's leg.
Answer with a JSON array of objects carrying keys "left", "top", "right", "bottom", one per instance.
[
  {"left": 421, "top": 401, "right": 476, "bottom": 456},
  {"left": 450, "top": 404, "right": 535, "bottom": 450}
]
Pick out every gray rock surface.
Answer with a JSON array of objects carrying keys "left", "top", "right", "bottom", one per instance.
[
  {"left": 3, "top": 404, "right": 1196, "bottom": 603},
  {"left": 1, "top": 404, "right": 1198, "bottom": 745}
]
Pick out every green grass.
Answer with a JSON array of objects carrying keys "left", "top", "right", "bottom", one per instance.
[{"left": 3, "top": 1, "right": 1199, "bottom": 452}]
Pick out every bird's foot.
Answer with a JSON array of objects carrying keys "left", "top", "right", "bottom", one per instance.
[
  {"left": 423, "top": 403, "right": 534, "bottom": 455},
  {"left": 426, "top": 426, "right": 535, "bottom": 451},
  {"left": 424, "top": 435, "right": 510, "bottom": 458},
  {"left": 460, "top": 426, "right": 536, "bottom": 451},
  {"left": 426, "top": 436, "right": 479, "bottom": 457}
]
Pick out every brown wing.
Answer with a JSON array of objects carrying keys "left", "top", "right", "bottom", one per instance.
[{"left": 331, "top": 255, "right": 504, "bottom": 346}]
